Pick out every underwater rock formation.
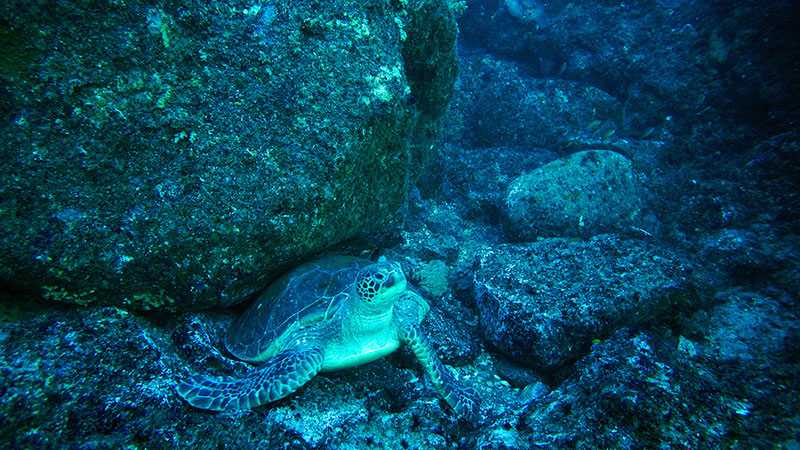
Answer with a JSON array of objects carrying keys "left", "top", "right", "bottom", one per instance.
[
  {"left": 458, "top": 1, "right": 800, "bottom": 138},
  {"left": 444, "top": 53, "right": 622, "bottom": 149},
  {"left": 1, "top": 0, "right": 798, "bottom": 447},
  {"left": 504, "top": 150, "right": 641, "bottom": 240},
  {"left": 474, "top": 235, "right": 694, "bottom": 369},
  {"left": 681, "top": 289, "right": 800, "bottom": 365},
  {"left": 522, "top": 327, "right": 800, "bottom": 448},
  {"left": 0, "top": 0, "right": 458, "bottom": 311}
]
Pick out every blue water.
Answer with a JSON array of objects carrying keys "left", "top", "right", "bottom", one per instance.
[{"left": 0, "top": 0, "right": 797, "bottom": 448}]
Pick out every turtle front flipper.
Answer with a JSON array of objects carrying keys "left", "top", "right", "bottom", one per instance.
[
  {"left": 176, "top": 346, "right": 324, "bottom": 411},
  {"left": 401, "top": 324, "right": 479, "bottom": 421}
]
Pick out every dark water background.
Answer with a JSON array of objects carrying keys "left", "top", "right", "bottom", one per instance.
[{"left": 0, "top": 0, "right": 798, "bottom": 448}]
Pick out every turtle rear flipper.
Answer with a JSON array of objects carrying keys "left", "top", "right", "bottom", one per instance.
[
  {"left": 401, "top": 324, "right": 480, "bottom": 422},
  {"left": 176, "top": 346, "right": 325, "bottom": 411}
]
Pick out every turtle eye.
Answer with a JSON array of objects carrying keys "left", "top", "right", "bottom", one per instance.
[
  {"left": 382, "top": 275, "right": 395, "bottom": 288},
  {"left": 356, "top": 271, "right": 380, "bottom": 302}
]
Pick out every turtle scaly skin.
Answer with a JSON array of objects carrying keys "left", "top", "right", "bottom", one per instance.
[
  {"left": 177, "top": 346, "right": 324, "bottom": 410},
  {"left": 175, "top": 257, "right": 478, "bottom": 420},
  {"left": 401, "top": 324, "right": 478, "bottom": 420}
]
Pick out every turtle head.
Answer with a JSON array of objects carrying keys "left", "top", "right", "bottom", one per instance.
[{"left": 355, "top": 258, "right": 407, "bottom": 306}]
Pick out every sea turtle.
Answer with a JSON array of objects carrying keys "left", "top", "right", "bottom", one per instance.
[{"left": 175, "top": 255, "right": 478, "bottom": 419}]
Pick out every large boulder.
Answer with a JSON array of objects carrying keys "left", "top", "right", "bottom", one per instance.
[
  {"left": 473, "top": 235, "right": 695, "bottom": 369},
  {"left": 0, "top": 0, "right": 458, "bottom": 311},
  {"left": 504, "top": 150, "right": 642, "bottom": 240}
]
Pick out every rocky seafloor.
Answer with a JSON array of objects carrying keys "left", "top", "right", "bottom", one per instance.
[{"left": 2, "top": 0, "right": 799, "bottom": 448}]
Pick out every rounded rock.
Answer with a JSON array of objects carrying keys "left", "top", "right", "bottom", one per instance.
[{"left": 504, "top": 150, "right": 641, "bottom": 240}]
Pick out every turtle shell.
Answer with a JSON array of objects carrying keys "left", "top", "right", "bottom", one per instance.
[{"left": 225, "top": 255, "right": 372, "bottom": 362}]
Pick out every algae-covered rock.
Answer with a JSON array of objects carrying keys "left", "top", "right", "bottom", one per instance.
[
  {"left": 523, "top": 328, "right": 800, "bottom": 448},
  {"left": 473, "top": 235, "right": 695, "bottom": 369},
  {"left": 504, "top": 150, "right": 641, "bottom": 240},
  {"left": 0, "top": 0, "right": 459, "bottom": 311}
]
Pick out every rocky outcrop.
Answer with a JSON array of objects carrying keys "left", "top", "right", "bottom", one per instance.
[
  {"left": 458, "top": 1, "right": 800, "bottom": 139},
  {"left": 522, "top": 327, "right": 800, "bottom": 448},
  {"left": 0, "top": 0, "right": 459, "bottom": 311},
  {"left": 443, "top": 54, "right": 622, "bottom": 149},
  {"left": 474, "top": 235, "right": 694, "bottom": 369}
]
